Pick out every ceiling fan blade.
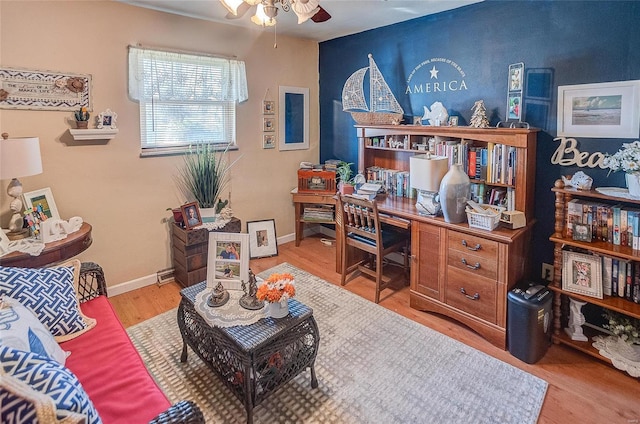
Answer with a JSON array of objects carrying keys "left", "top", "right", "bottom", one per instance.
[
  {"left": 311, "top": 6, "right": 331, "bottom": 23},
  {"left": 225, "top": 2, "right": 252, "bottom": 19}
]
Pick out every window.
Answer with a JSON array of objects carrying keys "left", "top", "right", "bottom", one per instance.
[{"left": 128, "top": 46, "right": 248, "bottom": 156}]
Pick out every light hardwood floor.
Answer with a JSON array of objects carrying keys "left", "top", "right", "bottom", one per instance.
[{"left": 110, "top": 234, "right": 640, "bottom": 424}]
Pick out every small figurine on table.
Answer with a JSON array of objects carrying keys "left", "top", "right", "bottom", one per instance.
[
  {"left": 239, "top": 269, "right": 264, "bottom": 310},
  {"left": 207, "top": 281, "right": 230, "bottom": 307}
]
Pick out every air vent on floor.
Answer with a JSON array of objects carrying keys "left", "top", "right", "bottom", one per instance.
[{"left": 156, "top": 268, "right": 175, "bottom": 286}]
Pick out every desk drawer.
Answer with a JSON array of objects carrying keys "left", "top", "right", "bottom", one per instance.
[
  {"left": 447, "top": 231, "right": 498, "bottom": 261},
  {"left": 445, "top": 267, "right": 497, "bottom": 324},
  {"left": 447, "top": 249, "right": 497, "bottom": 280}
]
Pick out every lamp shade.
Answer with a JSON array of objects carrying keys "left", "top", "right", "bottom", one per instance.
[
  {"left": 410, "top": 154, "right": 448, "bottom": 192},
  {"left": 0, "top": 137, "right": 43, "bottom": 180}
]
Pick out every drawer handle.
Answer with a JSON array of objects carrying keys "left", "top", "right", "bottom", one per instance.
[
  {"left": 461, "top": 258, "right": 481, "bottom": 270},
  {"left": 460, "top": 287, "right": 480, "bottom": 300},
  {"left": 461, "top": 240, "right": 481, "bottom": 251}
]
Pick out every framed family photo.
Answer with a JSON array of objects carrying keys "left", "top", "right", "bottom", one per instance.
[
  {"left": 180, "top": 201, "right": 202, "bottom": 230},
  {"left": 207, "top": 232, "right": 249, "bottom": 290},
  {"left": 247, "top": 219, "right": 278, "bottom": 259},
  {"left": 263, "top": 117, "right": 275, "bottom": 132},
  {"left": 263, "top": 100, "right": 275, "bottom": 115},
  {"left": 557, "top": 80, "right": 640, "bottom": 138},
  {"left": 562, "top": 251, "right": 603, "bottom": 299},
  {"left": 263, "top": 134, "right": 276, "bottom": 149},
  {"left": 23, "top": 187, "right": 60, "bottom": 220}
]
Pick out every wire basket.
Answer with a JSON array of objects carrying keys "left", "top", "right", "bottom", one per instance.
[{"left": 466, "top": 205, "right": 505, "bottom": 231}]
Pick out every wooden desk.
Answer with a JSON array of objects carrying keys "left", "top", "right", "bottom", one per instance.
[
  {"left": 290, "top": 188, "right": 337, "bottom": 247},
  {"left": 338, "top": 195, "right": 531, "bottom": 350},
  {"left": 0, "top": 222, "right": 93, "bottom": 268}
]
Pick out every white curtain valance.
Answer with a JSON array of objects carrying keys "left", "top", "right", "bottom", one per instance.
[{"left": 128, "top": 46, "right": 248, "bottom": 103}]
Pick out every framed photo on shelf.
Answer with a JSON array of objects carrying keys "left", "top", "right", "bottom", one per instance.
[
  {"left": 557, "top": 80, "right": 640, "bottom": 138},
  {"left": 23, "top": 187, "right": 60, "bottom": 220},
  {"left": 207, "top": 232, "right": 249, "bottom": 290},
  {"left": 263, "top": 100, "right": 275, "bottom": 115},
  {"left": 97, "top": 108, "right": 117, "bottom": 129},
  {"left": 180, "top": 201, "right": 202, "bottom": 230},
  {"left": 508, "top": 62, "right": 524, "bottom": 92},
  {"left": 0, "top": 230, "right": 10, "bottom": 255},
  {"left": 247, "top": 219, "right": 278, "bottom": 259},
  {"left": 562, "top": 250, "right": 603, "bottom": 299}
]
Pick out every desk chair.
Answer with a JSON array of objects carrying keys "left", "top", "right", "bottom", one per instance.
[{"left": 337, "top": 194, "right": 410, "bottom": 303}]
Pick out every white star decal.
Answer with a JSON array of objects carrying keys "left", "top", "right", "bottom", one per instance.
[{"left": 430, "top": 65, "right": 439, "bottom": 79}]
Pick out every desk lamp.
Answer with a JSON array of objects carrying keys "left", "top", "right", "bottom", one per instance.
[
  {"left": 410, "top": 153, "right": 448, "bottom": 216},
  {"left": 0, "top": 133, "right": 43, "bottom": 239}
]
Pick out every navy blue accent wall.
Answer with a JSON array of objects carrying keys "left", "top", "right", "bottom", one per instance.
[{"left": 319, "top": 0, "right": 640, "bottom": 275}]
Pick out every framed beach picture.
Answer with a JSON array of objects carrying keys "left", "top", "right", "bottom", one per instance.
[
  {"left": 247, "top": 219, "right": 278, "bottom": 259},
  {"left": 23, "top": 187, "right": 60, "bottom": 220},
  {"left": 207, "top": 232, "right": 249, "bottom": 290},
  {"left": 557, "top": 80, "right": 640, "bottom": 138},
  {"left": 562, "top": 251, "right": 603, "bottom": 299}
]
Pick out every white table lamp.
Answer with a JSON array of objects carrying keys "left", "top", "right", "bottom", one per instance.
[
  {"left": 0, "top": 133, "right": 43, "bottom": 238},
  {"left": 410, "top": 153, "right": 448, "bottom": 216}
]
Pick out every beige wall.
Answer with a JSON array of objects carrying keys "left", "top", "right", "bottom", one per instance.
[{"left": 0, "top": 1, "right": 319, "bottom": 285}]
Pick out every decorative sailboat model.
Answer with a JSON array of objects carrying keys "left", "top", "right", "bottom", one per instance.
[{"left": 342, "top": 54, "right": 404, "bottom": 125}]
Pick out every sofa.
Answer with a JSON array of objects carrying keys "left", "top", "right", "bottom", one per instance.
[{"left": 0, "top": 260, "right": 204, "bottom": 423}]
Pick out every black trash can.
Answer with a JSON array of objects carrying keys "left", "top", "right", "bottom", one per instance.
[{"left": 507, "top": 282, "right": 553, "bottom": 364}]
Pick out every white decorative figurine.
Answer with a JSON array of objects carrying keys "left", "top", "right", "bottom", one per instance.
[
  {"left": 422, "top": 102, "right": 449, "bottom": 126},
  {"left": 565, "top": 298, "right": 588, "bottom": 341},
  {"left": 562, "top": 171, "right": 593, "bottom": 190}
]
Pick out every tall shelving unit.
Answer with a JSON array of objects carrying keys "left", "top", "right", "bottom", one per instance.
[
  {"left": 549, "top": 179, "right": 640, "bottom": 366},
  {"left": 355, "top": 125, "right": 538, "bottom": 221},
  {"left": 355, "top": 124, "right": 538, "bottom": 349}
]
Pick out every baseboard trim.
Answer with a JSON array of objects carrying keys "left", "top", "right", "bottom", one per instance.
[{"left": 109, "top": 232, "right": 301, "bottom": 296}]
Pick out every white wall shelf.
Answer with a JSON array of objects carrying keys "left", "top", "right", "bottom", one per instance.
[{"left": 69, "top": 128, "right": 118, "bottom": 141}]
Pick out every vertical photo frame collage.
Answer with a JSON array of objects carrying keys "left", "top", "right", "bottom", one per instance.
[
  {"left": 507, "top": 62, "right": 524, "bottom": 122},
  {"left": 262, "top": 90, "right": 276, "bottom": 149}
]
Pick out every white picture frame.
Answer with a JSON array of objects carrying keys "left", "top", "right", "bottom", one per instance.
[
  {"left": 263, "top": 134, "right": 276, "bottom": 149},
  {"left": 0, "top": 230, "right": 10, "bottom": 256},
  {"left": 207, "top": 232, "right": 250, "bottom": 291},
  {"left": 97, "top": 108, "right": 117, "bottom": 129},
  {"left": 557, "top": 80, "right": 640, "bottom": 138},
  {"left": 562, "top": 251, "right": 603, "bottom": 299},
  {"left": 279, "top": 86, "right": 309, "bottom": 151},
  {"left": 23, "top": 187, "right": 60, "bottom": 220},
  {"left": 247, "top": 219, "right": 278, "bottom": 259}
]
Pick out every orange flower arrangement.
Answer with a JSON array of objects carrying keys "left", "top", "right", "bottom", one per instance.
[{"left": 256, "top": 273, "right": 296, "bottom": 303}]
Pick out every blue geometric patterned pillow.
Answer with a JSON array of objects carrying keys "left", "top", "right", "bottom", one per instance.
[
  {"left": 0, "top": 345, "right": 102, "bottom": 424},
  {"left": 0, "top": 296, "right": 67, "bottom": 365},
  {"left": 0, "top": 260, "right": 96, "bottom": 342}
]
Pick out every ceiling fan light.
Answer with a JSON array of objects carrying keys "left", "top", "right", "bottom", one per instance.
[
  {"left": 251, "top": 4, "right": 277, "bottom": 26},
  {"left": 291, "top": 0, "right": 320, "bottom": 23},
  {"left": 219, "top": 0, "right": 245, "bottom": 15}
]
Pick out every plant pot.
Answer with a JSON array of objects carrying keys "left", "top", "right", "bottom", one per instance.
[
  {"left": 266, "top": 299, "right": 289, "bottom": 319},
  {"left": 339, "top": 183, "right": 355, "bottom": 195},
  {"left": 76, "top": 121, "right": 88, "bottom": 129},
  {"left": 171, "top": 208, "right": 184, "bottom": 226},
  {"left": 626, "top": 173, "right": 640, "bottom": 198},
  {"left": 200, "top": 207, "right": 217, "bottom": 221}
]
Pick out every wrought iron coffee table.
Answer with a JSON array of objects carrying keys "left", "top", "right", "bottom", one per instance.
[{"left": 177, "top": 282, "right": 320, "bottom": 424}]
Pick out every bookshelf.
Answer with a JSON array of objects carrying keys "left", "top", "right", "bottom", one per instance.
[
  {"left": 355, "top": 125, "right": 538, "bottom": 220},
  {"left": 550, "top": 180, "right": 640, "bottom": 367},
  {"left": 354, "top": 125, "right": 538, "bottom": 349}
]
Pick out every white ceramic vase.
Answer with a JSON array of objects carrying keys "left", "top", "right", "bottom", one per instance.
[
  {"left": 438, "top": 163, "right": 470, "bottom": 223},
  {"left": 267, "top": 299, "right": 289, "bottom": 319},
  {"left": 625, "top": 173, "right": 640, "bottom": 199}
]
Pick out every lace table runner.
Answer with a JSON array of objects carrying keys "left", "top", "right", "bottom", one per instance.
[
  {"left": 195, "top": 288, "right": 267, "bottom": 328},
  {"left": 592, "top": 335, "right": 640, "bottom": 377}
]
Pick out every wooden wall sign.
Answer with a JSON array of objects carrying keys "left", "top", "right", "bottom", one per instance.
[{"left": 0, "top": 67, "right": 91, "bottom": 111}]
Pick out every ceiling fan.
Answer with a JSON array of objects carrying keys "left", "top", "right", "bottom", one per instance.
[{"left": 220, "top": 0, "right": 331, "bottom": 27}]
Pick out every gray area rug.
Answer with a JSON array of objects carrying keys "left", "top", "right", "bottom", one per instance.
[{"left": 127, "top": 263, "right": 547, "bottom": 423}]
